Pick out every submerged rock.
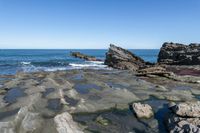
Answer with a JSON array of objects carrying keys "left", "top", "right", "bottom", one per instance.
[
  {"left": 95, "top": 115, "right": 109, "bottom": 126},
  {"left": 71, "top": 52, "right": 102, "bottom": 61},
  {"left": 158, "top": 42, "right": 200, "bottom": 65},
  {"left": 54, "top": 112, "right": 83, "bottom": 133},
  {"left": 104, "top": 44, "right": 146, "bottom": 71},
  {"left": 132, "top": 102, "right": 153, "bottom": 119}
]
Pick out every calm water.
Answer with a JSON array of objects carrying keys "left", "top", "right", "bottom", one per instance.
[{"left": 0, "top": 49, "right": 159, "bottom": 75}]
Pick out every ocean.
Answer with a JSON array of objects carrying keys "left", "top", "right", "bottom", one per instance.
[{"left": 0, "top": 49, "right": 159, "bottom": 75}]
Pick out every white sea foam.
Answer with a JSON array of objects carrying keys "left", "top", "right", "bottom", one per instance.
[
  {"left": 21, "top": 62, "right": 31, "bottom": 65},
  {"left": 20, "top": 60, "right": 110, "bottom": 73}
]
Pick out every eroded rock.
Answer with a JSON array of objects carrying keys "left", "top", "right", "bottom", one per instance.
[
  {"left": 166, "top": 101, "right": 200, "bottom": 133},
  {"left": 132, "top": 102, "right": 153, "bottom": 119},
  {"left": 105, "top": 44, "right": 146, "bottom": 71},
  {"left": 171, "top": 101, "right": 200, "bottom": 118}
]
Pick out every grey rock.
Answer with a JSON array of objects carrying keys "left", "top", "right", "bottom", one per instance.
[
  {"left": 105, "top": 44, "right": 146, "bottom": 71},
  {"left": 54, "top": 112, "right": 83, "bottom": 133},
  {"left": 132, "top": 102, "right": 153, "bottom": 119}
]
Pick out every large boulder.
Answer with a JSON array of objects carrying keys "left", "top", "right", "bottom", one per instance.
[
  {"left": 166, "top": 101, "right": 200, "bottom": 133},
  {"left": 158, "top": 42, "right": 200, "bottom": 65},
  {"left": 104, "top": 44, "right": 146, "bottom": 71}
]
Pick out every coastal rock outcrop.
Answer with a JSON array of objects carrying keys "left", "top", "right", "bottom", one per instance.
[
  {"left": 71, "top": 52, "right": 102, "bottom": 61},
  {"left": 158, "top": 42, "right": 200, "bottom": 65},
  {"left": 104, "top": 44, "right": 146, "bottom": 71},
  {"left": 166, "top": 101, "right": 200, "bottom": 133},
  {"left": 132, "top": 102, "right": 153, "bottom": 119}
]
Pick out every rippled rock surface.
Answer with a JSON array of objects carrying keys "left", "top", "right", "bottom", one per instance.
[{"left": 0, "top": 69, "right": 199, "bottom": 132}]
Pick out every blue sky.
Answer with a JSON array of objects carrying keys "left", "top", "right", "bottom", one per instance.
[{"left": 0, "top": 0, "right": 200, "bottom": 49}]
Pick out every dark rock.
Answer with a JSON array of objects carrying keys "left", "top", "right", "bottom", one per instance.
[
  {"left": 104, "top": 44, "right": 146, "bottom": 71},
  {"left": 158, "top": 42, "right": 200, "bottom": 65},
  {"left": 71, "top": 52, "right": 102, "bottom": 61}
]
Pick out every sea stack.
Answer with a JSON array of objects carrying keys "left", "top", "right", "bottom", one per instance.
[
  {"left": 104, "top": 44, "right": 146, "bottom": 71},
  {"left": 158, "top": 42, "right": 200, "bottom": 65}
]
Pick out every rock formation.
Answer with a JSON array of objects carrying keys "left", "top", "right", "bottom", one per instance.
[
  {"left": 166, "top": 101, "right": 200, "bottom": 133},
  {"left": 71, "top": 52, "right": 102, "bottom": 61},
  {"left": 104, "top": 44, "right": 146, "bottom": 71},
  {"left": 158, "top": 42, "right": 200, "bottom": 65},
  {"left": 54, "top": 112, "right": 83, "bottom": 133},
  {"left": 132, "top": 102, "right": 153, "bottom": 119},
  {"left": 136, "top": 66, "right": 174, "bottom": 77}
]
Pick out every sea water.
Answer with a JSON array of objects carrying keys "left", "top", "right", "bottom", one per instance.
[{"left": 0, "top": 49, "right": 159, "bottom": 75}]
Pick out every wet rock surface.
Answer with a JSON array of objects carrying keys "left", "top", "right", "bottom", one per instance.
[
  {"left": 158, "top": 42, "right": 200, "bottom": 65},
  {"left": 0, "top": 69, "right": 199, "bottom": 132}
]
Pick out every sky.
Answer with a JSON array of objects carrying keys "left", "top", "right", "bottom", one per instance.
[{"left": 0, "top": 0, "right": 200, "bottom": 49}]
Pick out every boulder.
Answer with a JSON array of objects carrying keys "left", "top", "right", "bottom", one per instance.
[
  {"left": 71, "top": 52, "right": 102, "bottom": 61},
  {"left": 104, "top": 44, "right": 146, "bottom": 71},
  {"left": 171, "top": 101, "right": 200, "bottom": 118},
  {"left": 166, "top": 101, "right": 200, "bottom": 133},
  {"left": 158, "top": 42, "right": 200, "bottom": 65},
  {"left": 132, "top": 102, "right": 153, "bottom": 119}
]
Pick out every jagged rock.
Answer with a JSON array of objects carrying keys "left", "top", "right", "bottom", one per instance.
[
  {"left": 132, "top": 102, "right": 153, "bottom": 119},
  {"left": 104, "top": 44, "right": 146, "bottom": 71},
  {"left": 54, "top": 112, "right": 83, "bottom": 133},
  {"left": 158, "top": 42, "right": 200, "bottom": 65},
  {"left": 71, "top": 52, "right": 102, "bottom": 61},
  {"left": 171, "top": 101, "right": 200, "bottom": 118},
  {"left": 166, "top": 101, "right": 200, "bottom": 133}
]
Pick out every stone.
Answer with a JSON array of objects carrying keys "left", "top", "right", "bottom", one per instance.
[
  {"left": 171, "top": 101, "right": 200, "bottom": 117},
  {"left": 71, "top": 52, "right": 102, "bottom": 61},
  {"left": 158, "top": 42, "right": 200, "bottom": 65},
  {"left": 132, "top": 102, "right": 153, "bottom": 119},
  {"left": 166, "top": 101, "right": 200, "bottom": 133},
  {"left": 167, "top": 113, "right": 200, "bottom": 133},
  {"left": 104, "top": 44, "right": 146, "bottom": 71},
  {"left": 54, "top": 112, "right": 83, "bottom": 133}
]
